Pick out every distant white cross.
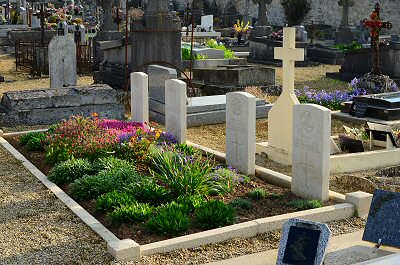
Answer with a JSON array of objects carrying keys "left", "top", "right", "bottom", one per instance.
[{"left": 274, "top": 27, "right": 304, "bottom": 94}]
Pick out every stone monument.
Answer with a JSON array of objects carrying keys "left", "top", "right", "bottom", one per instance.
[
  {"left": 165, "top": 79, "right": 187, "bottom": 144},
  {"left": 258, "top": 27, "right": 304, "bottom": 165},
  {"left": 48, "top": 35, "right": 77, "bottom": 88},
  {"left": 334, "top": 0, "right": 355, "bottom": 45},
  {"left": 252, "top": 0, "right": 272, "bottom": 37},
  {"left": 131, "top": 0, "right": 182, "bottom": 72}
]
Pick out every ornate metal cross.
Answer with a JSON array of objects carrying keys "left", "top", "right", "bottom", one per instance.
[
  {"left": 338, "top": 0, "right": 354, "bottom": 28},
  {"left": 363, "top": 3, "right": 392, "bottom": 75}
]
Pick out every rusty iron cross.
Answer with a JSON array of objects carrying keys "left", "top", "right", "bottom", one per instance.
[{"left": 362, "top": 3, "right": 392, "bottom": 75}]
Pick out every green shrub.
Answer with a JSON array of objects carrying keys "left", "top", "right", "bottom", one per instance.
[
  {"left": 176, "top": 195, "right": 206, "bottom": 213},
  {"left": 71, "top": 167, "right": 139, "bottom": 201},
  {"left": 150, "top": 150, "right": 215, "bottom": 197},
  {"left": 125, "top": 178, "right": 172, "bottom": 206},
  {"left": 48, "top": 158, "right": 94, "bottom": 185},
  {"left": 287, "top": 199, "right": 324, "bottom": 211},
  {"left": 247, "top": 188, "right": 267, "bottom": 200},
  {"left": 208, "top": 167, "right": 249, "bottom": 196},
  {"left": 205, "top": 39, "right": 236, "bottom": 59},
  {"left": 334, "top": 41, "right": 362, "bottom": 51},
  {"left": 93, "top": 156, "right": 136, "bottom": 173},
  {"left": 229, "top": 198, "right": 253, "bottom": 210},
  {"left": 145, "top": 202, "right": 190, "bottom": 236},
  {"left": 108, "top": 202, "right": 153, "bottom": 223},
  {"left": 195, "top": 200, "right": 236, "bottom": 229},
  {"left": 173, "top": 143, "right": 198, "bottom": 156},
  {"left": 182, "top": 47, "right": 208, "bottom": 60},
  {"left": 19, "top": 132, "right": 47, "bottom": 151},
  {"left": 96, "top": 191, "right": 137, "bottom": 213}
]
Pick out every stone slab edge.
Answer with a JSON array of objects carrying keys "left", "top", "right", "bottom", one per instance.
[{"left": 0, "top": 137, "right": 140, "bottom": 262}]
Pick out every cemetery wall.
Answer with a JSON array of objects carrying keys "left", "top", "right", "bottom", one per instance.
[{"left": 180, "top": 0, "right": 400, "bottom": 34}]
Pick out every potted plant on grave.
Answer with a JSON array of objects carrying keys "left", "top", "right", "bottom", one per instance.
[{"left": 233, "top": 19, "right": 250, "bottom": 45}]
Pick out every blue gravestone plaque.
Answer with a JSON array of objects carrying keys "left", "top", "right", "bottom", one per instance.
[
  {"left": 277, "top": 219, "right": 332, "bottom": 265},
  {"left": 363, "top": 189, "right": 400, "bottom": 248}
]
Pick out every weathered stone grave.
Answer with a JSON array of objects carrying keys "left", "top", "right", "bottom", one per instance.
[
  {"left": 0, "top": 85, "right": 124, "bottom": 126},
  {"left": 165, "top": 79, "right": 187, "bottom": 144},
  {"left": 277, "top": 218, "right": 332, "bottom": 265},
  {"left": 292, "top": 104, "right": 331, "bottom": 202},
  {"left": 48, "top": 35, "right": 77, "bottom": 88},
  {"left": 226, "top": 92, "right": 256, "bottom": 175},
  {"left": 363, "top": 189, "right": 400, "bottom": 248}
]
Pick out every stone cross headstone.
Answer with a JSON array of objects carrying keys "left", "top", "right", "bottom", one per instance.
[
  {"left": 226, "top": 92, "right": 256, "bottom": 175},
  {"left": 252, "top": 0, "right": 272, "bottom": 37},
  {"left": 363, "top": 189, "right": 400, "bottom": 248},
  {"left": 48, "top": 35, "right": 77, "bottom": 88},
  {"left": 277, "top": 218, "right": 332, "bottom": 265},
  {"left": 335, "top": 0, "right": 355, "bottom": 45},
  {"left": 266, "top": 27, "right": 304, "bottom": 165},
  {"left": 292, "top": 104, "right": 331, "bottom": 202},
  {"left": 131, "top": 72, "right": 149, "bottom": 124},
  {"left": 165, "top": 79, "right": 187, "bottom": 144}
]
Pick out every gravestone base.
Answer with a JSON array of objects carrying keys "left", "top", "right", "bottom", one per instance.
[
  {"left": 334, "top": 27, "right": 354, "bottom": 45},
  {"left": 149, "top": 95, "right": 272, "bottom": 127},
  {"left": 252, "top": 26, "right": 273, "bottom": 37},
  {"left": 307, "top": 45, "right": 345, "bottom": 65},
  {"left": 0, "top": 85, "right": 124, "bottom": 126},
  {"left": 256, "top": 142, "right": 292, "bottom": 165}
]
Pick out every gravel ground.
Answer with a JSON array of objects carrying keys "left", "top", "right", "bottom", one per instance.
[{"left": 0, "top": 144, "right": 114, "bottom": 264}]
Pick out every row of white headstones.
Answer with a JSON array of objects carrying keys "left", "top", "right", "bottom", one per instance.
[{"left": 131, "top": 28, "right": 332, "bottom": 203}]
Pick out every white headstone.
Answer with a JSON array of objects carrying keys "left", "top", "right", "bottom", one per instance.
[
  {"left": 48, "top": 35, "right": 77, "bottom": 88},
  {"left": 131, "top": 72, "right": 149, "bottom": 124},
  {"left": 165, "top": 79, "right": 187, "bottom": 144},
  {"left": 79, "top": 25, "right": 86, "bottom": 44},
  {"left": 266, "top": 27, "right": 304, "bottom": 165},
  {"left": 292, "top": 104, "right": 331, "bottom": 202},
  {"left": 226, "top": 92, "right": 256, "bottom": 175},
  {"left": 201, "top": 15, "right": 214, "bottom": 32}
]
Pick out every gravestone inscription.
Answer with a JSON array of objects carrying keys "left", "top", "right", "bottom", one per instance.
[{"left": 277, "top": 218, "right": 332, "bottom": 265}]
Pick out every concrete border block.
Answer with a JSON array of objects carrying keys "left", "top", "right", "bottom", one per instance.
[
  {"left": 141, "top": 220, "right": 259, "bottom": 255},
  {"left": 107, "top": 239, "right": 141, "bottom": 262},
  {"left": 345, "top": 191, "right": 373, "bottom": 220}
]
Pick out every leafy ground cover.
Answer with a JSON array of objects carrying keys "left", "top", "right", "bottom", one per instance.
[{"left": 6, "top": 115, "right": 332, "bottom": 244}]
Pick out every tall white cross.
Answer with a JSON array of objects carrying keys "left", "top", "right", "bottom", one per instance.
[{"left": 274, "top": 27, "right": 304, "bottom": 94}]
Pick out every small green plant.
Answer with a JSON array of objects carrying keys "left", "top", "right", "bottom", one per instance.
[
  {"left": 287, "top": 199, "right": 324, "bottom": 211},
  {"left": 125, "top": 178, "right": 172, "bottom": 206},
  {"left": 205, "top": 39, "right": 236, "bottom": 59},
  {"left": 93, "top": 156, "right": 136, "bottom": 173},
  {"left": 108, "top": 202, "right": 153, "bottom": 223},
  {"left": 145, "top": 202, "right": 191, "bottom": 236},
  {"left": 229, "top": 198, "right": 253, "bottom": 210},
  {"left": 334, "top": 41, "right": 362, "bottom": 52},
  {"left": 19, "top": 132, "right": 47, "bottom": 151},
  {"left": 173, "top": 143, "right": 198, "bottom": 156},
  {"left": 195, "top": 200, "right": 236, "bottom": 229},
  {"left": 208, "top": 166, "right": 249, "bottom": 196},
  {"left": 48, "top": 158, "right": 94, "bottom": 185},
  {"left": 96, "top": 191, "right": 137, "bottom": 213},
  {"left": 176, "top": 195, "right": 206, "bottom": 213},
  {"left": 181, "top": 47, "right": 208, "bottom": 60},
  {"left": 269, "top": 193, "right": 285, "bottom": 200},
  {"left": 247, "top": 188, "right": 267, "bottom": 200}
]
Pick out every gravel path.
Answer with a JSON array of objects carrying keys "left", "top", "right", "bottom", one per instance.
[{"left": 0, "top": 145, "right": 113, "bottom": 264}]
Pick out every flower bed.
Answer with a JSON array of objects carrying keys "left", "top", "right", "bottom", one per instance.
[{"left": 6, "top": 115, "right": 331, "bottom": 244}]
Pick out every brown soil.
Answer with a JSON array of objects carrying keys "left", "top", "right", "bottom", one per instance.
[{"left": 6, "top": 135, "right": 334, "bottom": 245}]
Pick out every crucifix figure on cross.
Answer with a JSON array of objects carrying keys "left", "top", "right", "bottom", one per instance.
[
  {"left": 274, "top": 28, "right": 304, "bottom": 94},
  {"left": 362, "top": 3, "right": 392, "bottom": 75}
]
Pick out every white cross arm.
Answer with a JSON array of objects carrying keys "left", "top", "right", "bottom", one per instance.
[{"left": 274, "top": 46, "right": 304, "bottom": 62}]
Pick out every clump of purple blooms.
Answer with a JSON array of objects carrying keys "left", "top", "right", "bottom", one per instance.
[{"left": 295, "top": 78, "right": 399, "bottom": 111}]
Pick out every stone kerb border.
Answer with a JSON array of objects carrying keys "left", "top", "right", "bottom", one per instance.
[{"left": 0, "top": 132, "right": 366, "bottom": 262}]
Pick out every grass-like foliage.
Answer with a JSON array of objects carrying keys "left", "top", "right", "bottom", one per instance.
[
  {"left": 208, "top": 166, "right": 249, "bottom": 195},
  {"left": 287, "top": 199, "right": 324, "bottom": 211},
  {"left": 145, "top": 202, "right": 191, "bottom": 236},
  {"left": 19, "top": 132, "right": 47, "bottom": 151},
  {"left": 93, "top": 156, "right": 136, "bottom": 173},
  {"left": 229, "top": 198, "right": 253, "bottom": 210},
  {"left": 71, "top": 167, "right": 139, "bottom": 201},
  {"left": 108, "top": 202, "right": 153, "bottom": 223},
  {"left": 96, "top": 191, "right": 137, "bottom": 213},
  {"left": 195, "top": 200, "right": 236, "bottom": 229},
  {"left": 176, "top": 195, "right": 206, "bottom": 213},
  {"left": 125, "top": 178, "right": 172, "bottom": 206},
  {"left": 48, "top": 158, "right": 94, "bottom": 185},
  {"left": 247, "top": 188, "right": 267, "bottom": 200},
  {"left": 150, "top": 149, "right": 215, "bottom": 197}
]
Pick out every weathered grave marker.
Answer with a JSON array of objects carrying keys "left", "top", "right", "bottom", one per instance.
[
  {"left": 292, "top": 104, "right": 331, "bottom": 202},
  {"left": 363, "top": 189, "right": 400, "bottom": 248},
  {"left": 131, "top": 72, "right": 149, "bottom": 124},
  {"left": 226, "top": 92, "right": 256, "bottom": 175},
  {"left": 165, "top": 79, "right": 187, "bottom": 144},
  {"left": 277, "top": 218, "right": 332, "bottom": 265},
  {"left": 48, "top": 35, "right": 77, "bottom": 88},
  {"left": 267, "top": 27, "right": 304, "bottom": 165}
]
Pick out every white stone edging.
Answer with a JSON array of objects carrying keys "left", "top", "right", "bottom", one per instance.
[{"left": 0, "top": 137, "right": 140, "bottom": 262}]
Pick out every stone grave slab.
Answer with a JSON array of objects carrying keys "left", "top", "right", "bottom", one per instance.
[
  {"left": 362, "top": 189, "right": 400, "bottom": 248},
  {"left": 148, "top": 65, "right": 178, "bottom": 103},
  {"left": 192, "top": 48, "right": 225, "bottom": 59},
  {"left": 0, "top": 85, "right": 124, "bottom": 126},
  {"left": 48, "top": 35, "right": 77, "bottom": 88},
  {"left": 277, "top": 218, "right": 331, "bottom": 265}
]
